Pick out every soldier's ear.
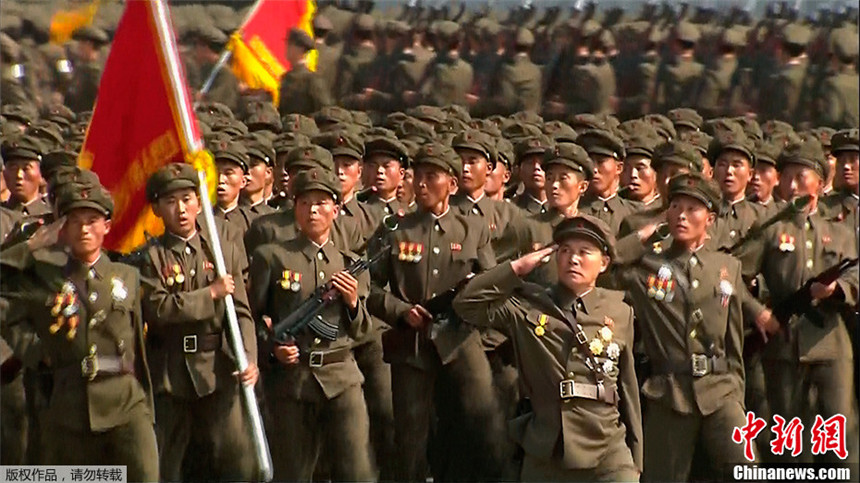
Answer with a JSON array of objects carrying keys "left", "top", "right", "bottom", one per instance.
[
  {"left": 578, "top": 179, "right": 589, "bottom": 195},
  {"left": 599, "top": 255, "right": 610, "bottom": 273},
  {"left": 104, "top": 219, "right": 111, "bottom": 235},
  {"left": 706, "top": 211, "right": 716, "bottom": 226}
]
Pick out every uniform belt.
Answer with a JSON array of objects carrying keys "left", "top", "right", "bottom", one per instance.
[
  {"left": 152, "top": 333, "right": 222, "bottom": 354},
  {"left": 299, "top": 347, "right": 351, "bottom": 368},
  {"left": 558, "top": 379, "right": 619, "bottom": 405},
  {"left": 55, "top": 355, "right": 134, "bottom": 381},
  {"left": 653, "top": 354, "right": 728, "bottom": 377}
]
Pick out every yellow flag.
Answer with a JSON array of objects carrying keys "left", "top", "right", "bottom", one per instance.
[{"left": 50, "top": 0, "right": 101, "bottom": 44}]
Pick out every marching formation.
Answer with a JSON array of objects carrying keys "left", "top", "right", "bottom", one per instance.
[{"left": 1, "top": 1, "right": 859, "bottom": 482}]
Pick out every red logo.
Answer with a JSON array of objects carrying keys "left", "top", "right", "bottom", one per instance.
[
  {"left": 732, "top": 411, "right": 767, "bottom": 462},
  {"left": 810, "top": 414, "right": 847, "bottom": 460},
  {"left": 770, "top": 415, "right": 804, "bottom": 457}
]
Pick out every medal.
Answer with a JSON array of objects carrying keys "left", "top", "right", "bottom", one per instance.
[
  {"left": 778, "top": 233, "right": 795, "bottom": 252},
  {"left": 111, "top": 277, "right": 128, "bottom": 302},
  {"left": 602, "top": 360, "right": 615, "bottom": 373},
  {"left": 719, "top": 278, "right": 733, "bottom": 308},
  {"left": 606, "top": 342, "right": 620, "bottom": 360},
  {"left": 398, "top": 242, "right": 408, "bottom": 261},
  {"left": 290, "top": 272, "right": 302, "bottom": 292},
  {"left": 589, "top": 338, "right": 604, "bottom": 355},
  {"left": 413, "top": 243, "right": 423, "bottom": 262},
  {"left": 534, "top": 313, "right": 548, "bottom": 337}
]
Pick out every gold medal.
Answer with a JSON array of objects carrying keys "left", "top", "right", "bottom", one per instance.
[
  {"left": 534, "top": 326, "right": 545, "bottom": 336},
  {"left": 175, "top": 274, "right": 185, "bottom": 284}
]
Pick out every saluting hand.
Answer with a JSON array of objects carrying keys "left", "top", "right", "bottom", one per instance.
[
  {"left": 27, "top": 216, "right": 65, "bottom": 251},
  {"left": 274, "top": 343, "right": 300, "bottom": 365},
  {"left": 209, "top": 274, "right": 235, "bottom": 300},
  {"left": 332, "top": 271, "right": 360, "bottom": 310},
  {"left": 511, "top": 245, "right": 556, "bottom": 277}
]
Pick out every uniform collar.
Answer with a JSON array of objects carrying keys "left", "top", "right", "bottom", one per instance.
[
  {"left": 340, "top": 196, "right": 359, "bottom": 217},
  {"left": 552, "top": 285, "right": 596, "bottom": 316},
  {"left": 297, "top": 234, "right": 337, "bottom": 262},
  {"left": 666, "top": 241, "right": 708, "bottom": 268},
  {"left": 164, "top": 225, "right": 204, "bottom": 255},
  {"left": 67, "top": 252, "right": 108, "bottom": 281},
  {"left": 421, "top": 207, "right": 454, "bottom": 233}
]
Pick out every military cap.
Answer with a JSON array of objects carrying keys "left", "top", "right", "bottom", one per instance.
[
  {"left": 681, "top": 131, "right": 713, "bottom": 156},
  {"left": 273, "top": 132, "right": 311, "bottom": 155},
  {"left": 436, "top": 118, "right": 468, "bottom": 136},
  {"left": 667, "top": 172, "right": 721, "bottom": 211},
  {"left": 830, "top": 28, "right": 859, "bottom": 60},
  {"left": 441, "top": 104, "right": 471, "bottom": 123},
  {"left": 72, "top": 26, "right": 109, "bottom": 45},
  {"left": 383, "top": 112, "right": 409, "bottom": 130},
  {"left": 721, "top": 27, "right": 747, "bottom": 48},
  {"left": 41, "top": 104, "right": 76, "bottom": 127},
  {"left": 435, "top": 20, "right": 460, "bottom": 39},
  {"left": 192, "top": 23, "right": 228, "bottom": 48},
  {"left": 364, "top": 127, "right": 395, "bottom": 139},
  {"left": 624, "top": 133, "right": 662, "bottom": 158},
  {"left": 292, "top": 168, "right": 341, "bottom": 202},
  {"left": 244, "top": 103, "right": 282, "bottom": 133},
  {"left": 502, "top": 122, "right": 544, "bottom": 144},
  {"left": 643, "top": 114, "right": 676, "bottom": 141},
  {"left": 50, "top": 166, "right": 100, "bottom": 194},
  {"left": 57, "top": 179, "right": 113, "bottom": 218},
  {"left": 618, "top": 119, "right": 660, "bottom": 141},
  {"left": 314, "top": 106, "right": 353, "bottom": 128},
  {"left": 285, "top": 144, "right": 335, "bottom": 173},
  {"left": 365, "top": 135, "right": 410, "bottom": 166},
  {"left": 480, "top": 20, "right": 502, "bottom": 39},
  {"left": 576, "top": 129, "right": 626, "bottom": 159},
  {"left": 653, "top": 141, "right": 703, "bottom": 171},
  {"left": 413, "top": 142, "right": 462, "bottom": 178},
  {"left": 543, "top": 142, "right": 594, "bottom": 180},
  {"left": 146, "top": 163, "right": 200, "bottom": 202},
  {"left": 281, "top": 114, "right": 319, "bottom": 136},
  {"left": 0, "top": 32, "right": 19, "bottom": 61},
  {"left": 313, "top": 14, "right": 333, "bottom": 33},
  {"left": 831, "top": 128, "right": 859, "bottom": 153},
  {"left": 569, "top": 113, "right": 611, "bottom": 133},
  {"left": 452, "top": 129, "right": 496, "bottom": 165},
  {"left": 209, "top": 117, "right": 248, "bottom": 137},
  {"left": 707, "top": 128, "right": 756, "bottom": 164},
  {"left": 514, "top": 27, "right": 535, "bottom": 47},
  {"left": 400, "top": 139, "right": 421, "bottom": 160},
  {"left": 777, "top": 140, "right": 827, "bottom": 178},
  {"left": 1, "top": 134, "right": 43, "bottom": 161},
  {"left": 354, "top": 14, "right": 375, "bottom": 32},
  {"left": 196, "top": 101, "right": 234, "bottom": 120},
  {"left": 754, "top": 140, "right": 782, "bottom": 167},
  {"left": 386, "top": 20, "right": 411, "bottom": 36},
  {"left": 667, "top": 108, "right": 703, "bottom": 131},
  {"left": 542, "top": 121, "right": 577, "bottom": 143},
  {"left": 212, "top": 139, "right": 250, "bottom": 173},
  {"left": 350, "top": 111, "right": 373, "bottom": 130},
  {"left": 243, "top": 132, "right": 276, "bottom": 166},
  {"left": 27, "top": 121, "right": 64, "bottom": 148},
  {"left": 579, "top": 20, "right": 602, "bottom": 39},
  {"left": 1, "top": 104, "right": 36, "bottom": 126},
  {"left": 395, "top": 117, "right": 435, "bottom": 141},
  {"left": 510, "top": 110, "right": 544, "bottom": 127},
  {"left": 470, "top": 119, "right": 502, "bottom": 138},
  {"left": 515, "top": 135, "right": 553, "bottom": 160},
  {"left": 782, "top": 22, "right": 812, "bottom": 47},
  {"left": 553, "top": 215, "right": 616, "bottom": 259},
  {"left": 286, "top": 27, "right": 314, "bottom": 51},
  {"left": 42, "top": 150, "right": 79, "bottom": 183},
  {"left": 676, "top": 21, "right": 701, "bottom": 44},
  {"left": 732, "top": 117, "right": 763, "bottom": 142},
  {"left": 314, "top": 130, "right": 365, "bottom": 159},
  {"left": 594, "top": 29, "right": 616, "bottom": 52},
  {"left": 495, "top": 138, "right": 514, "bottom": 169},
  {"left": 407, "top": 105, "right": 446, "bottom": 125}
]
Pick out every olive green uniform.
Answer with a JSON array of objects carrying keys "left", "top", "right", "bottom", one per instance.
[
  {"left": 278, "top": 63, "right": 333, "bottom": 116},
  {"left": 816, "top": 66, "right": 859, "bottom": 130},
  {"left": 654, "top": 56, "right": 705, "bottom": 113},
  {"left": 580, "top": 193, "right": 638, "bottom": 235},
  {"left": 64, "top": 61, "right": 102, "bottom": 114},
  {"left": 419, "top": 53, "right": 474, "bottom": 108}
]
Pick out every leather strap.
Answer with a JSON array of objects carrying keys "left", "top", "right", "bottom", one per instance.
[
  {"left": 559, "top": 379, "right": 619, "bottom": 405},
  {"left": 653, "top": 354, "right": 728, "bottom": 377},
  {"left": 55, "top": 355, "right": 134, "bottom": 381},
  {"left": 299, "top": 347, "right": 351, "bottom": 367}
]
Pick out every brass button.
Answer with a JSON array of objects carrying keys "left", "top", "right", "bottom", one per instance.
[
  {"left": 317, "top": 252, "right": 324, "bottom": 260},
  {"left": 433, "top": 247, "right": 440, "bottom": 255},
  {"left": 805, "top": 240, "right": 813, "bottom": 249},
  {"left": 319, "top": 271, "right": 325, "bottom": 279},
  {"left": 89, "top": 292, "right": 98, "bottom": 303},
  {"left": 185, "top": 247, "right": 192, "bottom": 255},
  {"left": 806, "top": 260, "right": 813, "bottom": 269},
  {"left": 729, "top": 230, "right": 736, "bottom": 238},
  {"left": 432, "top": 269, "right": 439, "bottom": 276},
  {"left": 690, "top": 257, "right": 698, "bottom": 266},
  {"left": 692, "top": 280, "right": 699, "bottom": 289}
]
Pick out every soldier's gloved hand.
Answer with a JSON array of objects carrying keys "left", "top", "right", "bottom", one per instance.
[
  {"left": 274, "top": 343, "right": 300, "bottom": 365},
  {"left": 810, "top": 281, "right": 838, "bottom": 301},
  {"left": 406, "top": 305, "right": 432, "bottom": 329},
  {"left": 511, "top": 245, "right": 556, "bottom": 277},
  {"left": 235, "top": 362, "right": 259, "bottom": 386},
  {"left": 209, "top": 275, "right": 235, "bottom": 300},
  {"left": 332, "top": 271, "right": 359, "bottom": 309}
]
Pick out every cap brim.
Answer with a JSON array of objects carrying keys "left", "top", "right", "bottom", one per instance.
[
  {"left": 669, "top": 189, "right": 716, "bottom": 211},
  {"left": 544, "top": 158, "right": 591, "bottom": 179},
  {"left": 295, "top": 182, "right": 339, "bottom": 201},
  {"left": 60, "top": 200, "right": 111, "bottom": 218},
  {"left": 414, "top": 158, "right": 458, "bottom": 177},
  {"left": 553, "top": 228, "right": 612, "bottom": 256},
  {"left": 832, "top": 144, "right": 860, "bottom": 153}
]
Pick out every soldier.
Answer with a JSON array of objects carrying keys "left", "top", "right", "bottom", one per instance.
[
  {"left": 667, "top": 108, "right": 704, "bottom": 139},
  {"left": 139, "top": 163, "right": 258, "bottom": 480},
  {"left": 511, "top": 134, "right": 553, "bottom": 215},
  {"left": 763, "top": 23, "right": 811, "bottom": 125},
  {"left": 815, "top": 28, "right": 859, "bottom": 129},
  {"left": 653, "top": 22, "right": 705, "bottom": 113},
  {"left": 1, "top": 135, "right": 50, "bottom": 217},
  {"left": 618, "top": 132, "right": 663, "bottom": 216},
  {"left": 64, "top": 26, "right": 108, "bottom": 113},
  {"left": 248, "top": 168, "right": 373, "bottom": 481},
  {"left": 578, "top": 129, "right": 638, "bottom": 234},
  {"left": 334, "top": 14, "right": 377, "bottom": 103},
  {"left": 616, "top": 172, "right": 769, "bottom": 480},
  {"left": 748, "top": 139, "right": 783, "bottom": 213},
  {"left": 485, "top": 137, "right": 514, "bottom": 201},
  {"left": 736, "top": 141, "right": 859, "bottom": 465},
  {"left": 407, "top": 21, "right": 473, "bottom": 108},
  {"left": 367, "top": 142, "right": 504, "bottom": 481},
  {"left": 311, "top": 14, "right": 342, "bottom": 100},
  {"left": 212, "top": 140, "right": 255, "bottom": 237},
  {"left": 695, "top": 27, "right": 747, "bottom": 119},
  {"left": 362, "top": 132, "right": 413, "bottom": 220},
  {"left": 240, "top": 132, "right": 277, "bottom": 218},
  {"left": 454, "top": 216, "right": 642, "bottom": 481},
  {"left": 192, "top": 24, "right": 240, "bottom": 114},
  {"left": 470, "top": 28, "right": 542, "bottom": 117},
  {"left": 821, "top": 128, "right": 859, "bottom": 247},
  {"left": 3, "top": 178, "right": 158, "bottom": 480},
  {"left": 278, "top": 28, "right": 333, "bottom": 117}
]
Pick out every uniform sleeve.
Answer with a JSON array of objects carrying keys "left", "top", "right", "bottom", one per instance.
[
  {"left": 726, "top": 261, "right": 747, "bottom": 391},
  {"left": 345, "top": 268, "right": 372, "bottom": 341},
  {"left": 227, "top": 240, "right": 257, "bottom": 363},
  {"left": 834, "top": 231, "right": 859, "bottom": 308},
  {"left": 310, "top": 73, "right": 334, "bottom": 111},
  {"left": 131, "top": 272, "right": 155, "bottom": 421},
  {"left": 475, "top": 224, "right": 497, "bottom": 272},
  {"left": 815, "top": 80, "right": 843, "bottom": 128},
  {"left": 617, "top": 305, "right": 643, "bottom": 472},
  {"left": 247, "top": 246, "right": 274, "bottom": 323},
  {"left": 453, "top": 261, "right": 525, "bottom": 331},
  {"left": 695, "top": 71, "right": 722, "bottom": 117}
]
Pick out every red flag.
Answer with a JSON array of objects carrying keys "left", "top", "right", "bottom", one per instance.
[{"left": 79, "top": 0, "right": 215, "bottom": 253}]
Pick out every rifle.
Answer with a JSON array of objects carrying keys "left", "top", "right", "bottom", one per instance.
[
  {"left": 772, "top": 257, "right": 858, "bottom": 328},
  {"left": 270, "top": 216, "right": 399, "bottom": 344},
  {"left": 425, "top": 274, "right": 475, "bottom": 339},
  {"left": 724, "top": 195, "right": 812, "bottom": 255}
]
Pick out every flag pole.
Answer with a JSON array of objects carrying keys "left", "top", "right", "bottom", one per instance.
[
  {"left": 197, "top": 0, "right": 266, "bottom": 98},
  {"left": 149, "top": 1, "right": 273, "bottom": 481}
]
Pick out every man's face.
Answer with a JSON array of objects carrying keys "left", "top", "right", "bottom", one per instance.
[
  {"left": 666, "top": 195, "right": 715, "bottom": 245},
  {"left": 589, "top": 154, "right": 621, "bottom": 196},
  {"left": 62, "top": 208, "right": 110, "bottom": 259},
  {"left": 519, "top": 155, "right": 545, "bottom": 193},
  {"left": 623, "top": 155, "right": 657, "bottom": 201},
  {"left": 485, "top": 161, "right": 511, "bottom": 198},
  {"left": 557, "top": 237, "right": 609, "bottom": 292},
  {"left": 154, "top": 188, "right": 200, "bottom": 238},
  {"left": 2, "top": 158, "right": 43, "bottom": 204},
  {"left": 295, "top": 190, "right": 337, "bottom": 240},
  {"left": 457, "top": 148, "right": 491, "bottom": 195},
  {"left": 216, "top": 160, "right": 247, "bottom": 206},
  {"left": 826, "top": 152, "right": 837, "bottom": 187},
  {"left": 398, "top": 168, "right": 415, "bottom": 204},
  {"left": 413, "top": 164, "right": 456, "bottom": 211},
  {"left": 274, "top": 154, "right": 289, "bottom": 193},
  {"left": 779, "top": 164, "right": 822, "bottom": 202},
  {"left": 701, "top": 156, "right": 713, "bottom": 179},
  {"left": 836, "top": 151, "right": 859, "bottom": 193},
  {"left": 335, "top": 155, "right": 362, "bottom": 198},
  {"left": 657, "top": 164, "right": 690, "bottom": 199},
  {"left": 545, "top": 164, "right": 588, "bottom": 210},
  {"left": 750, "top": 163, "right": 779, "bottom": 201},
  {"left": 245, "top": 159, "right": 271, "bottom": 196},
  {"left": 366, "top": 154, "right": 403, "bottom": 197},
  {"left": 714, "top": 151, "right": 753, "bottom": 200}
]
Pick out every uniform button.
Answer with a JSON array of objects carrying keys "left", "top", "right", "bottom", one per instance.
[
  {"left": 471, "top": 207, "right": 479, "bottom": 215},
  {"left": 690, "top": 257, "right": 698, "bottom": 266},
  {"left": 603, "top": 206, "right": 609, "bottom": 212},
  {"left": 804, "top": 222, "right": 811, "bottom": 231},
  {"left": 340, "top": 210, "right": 346, "bottom": 216},
  {"left": 384, "top": 207, "right": 391, "bottom": 214},
  {"left": 806, "top": 260, "right": 813, "bottom": 269},
  {"left": 692, "top": 280, "right": 699, "bottom": 289},
  {"left": 690, "top": 330, "right": 697, "bottom": 338},
  {"left": 319, "top": 271, "right": 325, "bottom": 279},
  {"left": 89, "top": 292, "right": 98, "bottom": 302},
  {"left": 568, "top": 372, "right": 574, "bottom": 378},
  {"left": 314, "top": 338, "right": 321, "bottom": 345},
  {"left": 190, "top": 269, "right": 196, "bottom": 277},
  {"left": 317, "top": 252, "right": 324, "bottom": 260},
  {"left": 729, "top": 230, "right": 737, "bottom": 238},
  {"left": 433, "top": 247, "right": 440, "bottom": 255},
  {"left": 431, "top": 292, "right": 437, "bottom": 298},
  {"left": 89, "top": 318, "right": 97, "bottom": 327},
  {"left": 805, "top": 240, "right": 813, "bottom": 249},
  {"left": 88, "top": 269, "right": 96, "bottom": 279},
  {"left": 434, "top": 224, "right": 440, "bottom": 232},
  {"left": 432, "top": 269, "right": 439, "bottom": 276},
  {"left": 185, "top": 247, "right": 191, "bottom": 255}
]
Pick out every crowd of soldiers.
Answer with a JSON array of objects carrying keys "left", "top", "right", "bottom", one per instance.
[{"left": 1, "top": 0, "right": 859, "bottom": 482}]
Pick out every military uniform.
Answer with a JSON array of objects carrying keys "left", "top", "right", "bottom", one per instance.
[
  {"left": 763, "top": 24, "right": 812, "bottom": 124},
  {"left": 278, "top": 62, "right": 333, "bottom": 117},
  {"left": 653, "top": 23, "right": 704, "bottom": 113},
  {"left": 417, "top": 23, "right": 473, "bottom": 108},
  {"left": 578, "top": 129, "right": 637, "bottom": 234},
  {"left": 138, "top": 164, "right": 257, "bottom": 480},
  {"left": 816, "top": 29, "right": 859, "bottom": 129},
  {"left": 454, "top": 216, "right": 643, "bottom": 481},
  {"left": 248, "top": 169, "right": 373, "bottom": 481}
]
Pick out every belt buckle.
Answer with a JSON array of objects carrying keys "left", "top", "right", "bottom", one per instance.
[
  {"left": 183, "top": 335, "right": 198, "bottom": 353},
  {"left": 691, "top": 354, "right": 709, "bottom": 377},
  {"left": 559, "top": 380, "right": 574, "bottom": 399},
  {"left": 81, "top": 354, "right": 99, "bottom": 381},
  {"left": 309, "top": 351, "right": 324, "bottom": 368}
]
